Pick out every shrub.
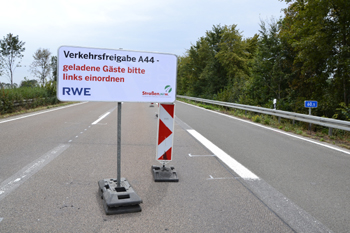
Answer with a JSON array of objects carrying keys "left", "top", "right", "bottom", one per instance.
[
  {"left": 252, "top": 115, "right": 261, "bottom": 123},
  {"left": 0, "top": 85, "right": 59, "bottom": 115}
]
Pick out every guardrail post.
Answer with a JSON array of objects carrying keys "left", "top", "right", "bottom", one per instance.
[
  {"left": 278, "top": 117, "right": 281, "bottom": 123},
  {"left": 328, "top": 127, "right": 333, "bottom": 136}
]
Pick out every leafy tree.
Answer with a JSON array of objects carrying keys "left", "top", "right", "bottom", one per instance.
[
  {"left": 215, "top": 25, "right": 255, "bottom": 102},
  {"left": 248, "top": 18, "right": 296, "bottom": 109},
  {"left": 20, "top": 77, "right": 38, "bottom": 88},
  {"left": 177, "top": 24, "right": 258, "bottom": 102},
  {"left": 0, "top": 33, "right": 25, "bottom": 87},
  {"left": 177, "top": 25, "right": 230, "bottom": 98},
  {"left": 0, "top": 57, "right": 3, "bottom": 77},
  {"left": 176, "top": 55, "right": 191, "bottom": 95},
  {"left": 203, "top": 25, "right": 229, "bottom": 97},
  {"left": 177, "top": 31, "right": 215, "bottom": 97},
  {"left": 30, "top": 48, "right": 51, "bottom": 85},
  {"left": 280, "top": 0, "right": 350, "bottom": 112},
  {"left": 50, "top": 55, "right": 57, "bottom": 81},
  {"left": 0, "top": 82, "right": 17, "bottom": 89}
]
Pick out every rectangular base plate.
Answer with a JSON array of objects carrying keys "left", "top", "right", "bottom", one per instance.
[
  {"left": 98, "top": 178, "right": 142, "bottom": 215},
  {"left": 101, "top": 200, "right": 141, "bottom": 215},
  {"left": 151, "top": 165, "right": 179, "bottom": 182}
]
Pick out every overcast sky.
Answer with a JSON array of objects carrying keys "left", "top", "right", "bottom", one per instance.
[{"left": 0, "top": 0, "right": 288, "bottom": 86}]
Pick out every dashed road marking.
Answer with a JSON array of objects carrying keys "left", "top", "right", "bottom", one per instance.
[
  {"left": 0, "top": 144, "right": 69, "bottom": 202},
  {"left": 92, "top": 112, "right": 110, "bottom": 125}
]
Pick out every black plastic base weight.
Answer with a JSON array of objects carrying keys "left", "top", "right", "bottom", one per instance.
[
  {"left": 151, "top": 165, "right": 179, "bottom": 182},
  {"left": 98, "top": 178, "right": 142, "bottom": 215}
]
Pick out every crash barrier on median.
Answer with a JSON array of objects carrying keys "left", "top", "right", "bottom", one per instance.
[{"left": 177, "top": 95, "right": 350, "bottom": 136}]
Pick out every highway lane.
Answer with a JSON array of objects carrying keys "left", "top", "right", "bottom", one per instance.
[
  {"left": 0, "top": 102, "right": 295, "bottom": 232},
  {"left": 175, "top": 100, "right": 350, "bottom": 233},
  {"left": 0, "top": 102, "right": 117, "bottom": 184}
]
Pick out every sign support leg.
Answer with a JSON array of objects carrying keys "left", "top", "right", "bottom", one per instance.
[
  {"left": 309, "top": 108, "right": 312, "bottom": 134},
  {"left": 117, "top": 102, "right": 121, "bottom": 187},
  {"left": 98, "top": 102, "right": 142, "bottom": 214}
]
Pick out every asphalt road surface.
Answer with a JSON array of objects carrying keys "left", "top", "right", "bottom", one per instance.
[{"left": 0, "top": 101, "right": 348, "bottom": 232}]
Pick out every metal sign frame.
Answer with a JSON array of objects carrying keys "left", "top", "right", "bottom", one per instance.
[{"left": 57, "top": 46, "right": 179, "bottom": 214}]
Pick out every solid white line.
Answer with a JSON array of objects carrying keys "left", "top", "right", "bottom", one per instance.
[
  {"left": 179, "top": 101, "right": 350, "bottom": 156},
  {"left": 187, "top": 129, "right": 260, "bottom": 180},
  {"left": 92, "top": 112, "right": 110, "bottom": 125},
  {"left": 0, "top": 102, "right": 87, "bottom": 124}
]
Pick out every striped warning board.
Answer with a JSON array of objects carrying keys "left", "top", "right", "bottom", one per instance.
[{"left": 156, "top": 103, "right": 175, "bottom": 162}]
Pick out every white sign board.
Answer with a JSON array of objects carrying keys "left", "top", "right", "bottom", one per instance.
[{"left": 57, "top": 46, "right": 177, "bottom": 103}]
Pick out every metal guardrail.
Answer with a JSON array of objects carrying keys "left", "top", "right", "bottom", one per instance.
[
  {"left": 177, "top": 95, "right": 350, "bottom": 133},
  {"left": 0, "top": 97, "right": 58, "bottom": 112},
  {"left": 1, "top": 98, "right": 41, "bottom": 107}
]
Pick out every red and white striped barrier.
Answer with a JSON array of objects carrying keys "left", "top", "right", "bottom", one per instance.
[{"left": 156, "top": 103, "right": 175, "bottom": 162}]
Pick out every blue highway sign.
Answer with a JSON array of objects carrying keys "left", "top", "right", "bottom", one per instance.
[{"left": 304, "top": 100, "right": 318, "bottom": 108}]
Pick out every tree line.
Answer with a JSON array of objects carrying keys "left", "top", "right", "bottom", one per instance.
[
  {"left": 0, "top": 33, "right": 57, "bottom": 89},
  {"left": 177, "top": 0, "right": 350, "bottom": 120}
]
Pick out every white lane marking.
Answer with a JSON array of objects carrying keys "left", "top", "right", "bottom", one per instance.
[
  {"left": 207, "top": 177, "right": 235, "bottom": 180},
  {"left": 188, "top": 153, "right": 214, "bottom": 157},
  {"left": 0, "top": 144, "right": 69, "bottom": 202},
  {"left": 187, "top": 129, "right": 259, "bottom": 180},
  {"left": 179, "top": 101, "right": 350, "bottom": 156},
  {"left": 92, "top": 112, "right": 110, "bottom": 125},
  {"left": 0, "top": 217, "right": 3, "bottom": 223},
  {"left": 177, "top": 113, "right": 332, "bottom": 232},
  {"left": 0, "top": 102, "right": 87, "bottom": 124},
  {"left": 244, "top": 179, "right": 333, "bottom": 233}
]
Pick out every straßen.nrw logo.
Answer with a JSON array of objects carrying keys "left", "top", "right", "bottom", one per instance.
[
  {"left": 164, "top": 85, "right": 172, "bottom": 93},
  {"left": 142, "top": 85, "right": 172, "bottom": 97}
]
